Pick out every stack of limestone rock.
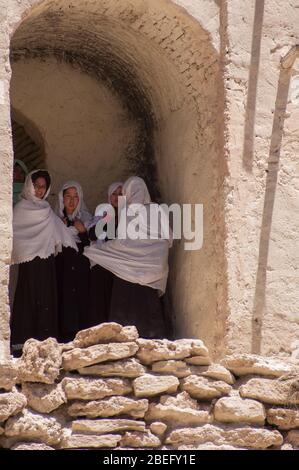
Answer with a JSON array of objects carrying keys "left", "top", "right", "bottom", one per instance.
[{"left": 0, "top": 323, "right": 298, "bottom": 450}]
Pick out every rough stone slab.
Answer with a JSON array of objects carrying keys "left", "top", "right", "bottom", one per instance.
[
  {"left": 120, "top": 430, "right": 161, "bottom": 448},
  {"left": 149, "top": 422, "right": 167, "bottom": 437},
  {"left": 12, "top": 442, "right": 55, "bottom": 450},
  {"left": 68, "top": 396, "right": 149, "bottom": 419},
  {"left": 194, "top": 364, "right": 235, "bottom": 385},
  {"left": 214, "top": 397, "right": 265, "bottom": 425},
  {"left": 22, "top": 382, "right": 66, "bottom": 414},
  {"left": 62, "top": 342, "right": 138, "bottom": 370},
  {"left": 78, "top": 358, "right": 146, "bottom": 378},
  {"left": 182, "top": 375, "right": 232, "bottom": 400},
  {"left": 0, "top": 362, "right": 18, "bottom": 391},
  {"left": 0, "top": 426, "right": 4, "bottom": 435},
  {"left": 267, "top": 407, "right": 299, "bottom": 430},
  {"left": 136, "top": 339, "right": 208, "bottom": 365},
  {"left": 0, "top": 391, "right": 27, "bottom": 421},
  {"left": 145, "top": 391, "right": 211, "bottom": 425},
  {"left": 61, "top": 430, "right": 121, "bottom": 449},
  {"left": 73, "top": 323, "right": 138, "bottom": 348},
  {"left": 133, "top": 374, "right": 179, "bottom": 397},
  {"left": 221, "top": 354, "right": 293, "bottom": 377},
  {"left": 185, "top": 356, "right": 212, "bottom": 366},
  {"left": 240, "top": 378, "right": 299, "bottom": 405},
  {"left": 18, "top": 338, "right": 61, "bottom": 384},
  {"left": 151, "top": 360, "right": 192, "bottom": 378},
  {"left": 72, "top": 419, "right": 146, "bottom": 434},
  {"left": 166, "top": 424, "right": 283, "bottom": 449},
  {"left": 286, "top": 430, "right": 299, "bottom": 446},
  {"left": 62, "top": 376, "right": 132, "bottom": 400},
  {"left": 5, "top": 409, "right": 62, "bottom": 446},
  {"left": 178, "top": 443, "right": 246, "bottom": 450}
]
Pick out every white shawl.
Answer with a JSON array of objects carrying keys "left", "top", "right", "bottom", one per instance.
[
  {"left": 12, "top": 170, "right": 78, "bottom": 265},
  {"left": 84, "top": 176, "right": 172, "bottom": 295}
]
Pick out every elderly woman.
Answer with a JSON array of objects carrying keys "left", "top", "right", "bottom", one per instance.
[
  {"left": 55, "top": 181, "right": 92, "bottom": 342},
  {"left": 84, "top": 176, "right": 172, "bottom": 338},
  {"left": 11, "top": 170, "right": 77, "bottom": 355}
]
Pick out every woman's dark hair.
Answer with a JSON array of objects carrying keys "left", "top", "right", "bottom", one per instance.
[{"left": 31, "top": 170, "right": 51, "bottom": 191}]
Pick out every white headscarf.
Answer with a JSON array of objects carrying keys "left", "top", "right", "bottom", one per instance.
[
  {"left": 55, "top": 180, "right": 92, "bottom": 244},
  {"left": 84, "top": 176, "right": 172, "bottom": 295},
  {"left": 107, "top": 181, "right": 123, "bottom": 203},
  {"left": 12, "top": 170, "right": 78, "bottom": 265}
]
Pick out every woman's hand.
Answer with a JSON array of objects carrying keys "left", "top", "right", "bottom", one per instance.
[{"left": 74, "top": 219, "right": 86, "bottom": 233}]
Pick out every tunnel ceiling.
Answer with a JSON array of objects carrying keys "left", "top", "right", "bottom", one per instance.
[{"left": 10, "top": 0, "right": 219, "bottom": 197}]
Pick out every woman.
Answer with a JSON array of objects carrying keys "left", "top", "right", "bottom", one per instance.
[
  {"left": 55, "top": 181, "right": 92, "bottom": 342},
  {"left": 11, "top": 170, "right": 77, "bottom": 355},
  {"left": 87, "top": 182, "right": 123, "bottom": 326},
  {"left": 13, "top": 159, "right": 28, "bottom": 206},
  {"left": 84, "top": 176, "right": 172, "bottom": 338}
]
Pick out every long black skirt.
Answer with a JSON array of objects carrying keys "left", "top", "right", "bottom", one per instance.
[
  {"left": 89, "top": 265, "right": 114, "bottom": 327},
  {"left": 11, "top": 255, "right": 58, "bottom": 355},
  {"left": 109, "top": 277, "right": 166, "bottom": 339},
  {"left": 56, "top": 246, "right": 91, "bottom": 343}
]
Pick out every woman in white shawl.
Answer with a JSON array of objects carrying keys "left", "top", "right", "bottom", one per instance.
[
  {"left": 88, "top": 181, "right": 123, "bottom": 326},
  {"left": 55, "top": 181, "right": 93, "bottom": 342},
  {"left": 84, "top": 176, "right": 172, "bottom": 338},
  {"left": 11, "top": 170, "right": 77, "bottom": 355}
]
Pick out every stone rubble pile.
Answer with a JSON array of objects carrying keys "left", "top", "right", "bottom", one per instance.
[{"left": 0, "top": 323, "right": 298, "bottom": 450}]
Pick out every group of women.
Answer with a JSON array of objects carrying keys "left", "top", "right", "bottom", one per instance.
[{"left": 10, "top": 166, "right": 172, "bottom": 355}]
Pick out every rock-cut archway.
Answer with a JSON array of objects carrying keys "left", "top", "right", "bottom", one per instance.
[{"left": 6, "top": 0, "right": 226, "bottom": 358}]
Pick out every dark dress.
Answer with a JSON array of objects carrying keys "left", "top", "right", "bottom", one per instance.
[
  {"left": 11, "top": 255, "right": 58, "bottom": 356},
  {"left": 109, "top": 276, "right": 166, "bottom": 339},
  {"left": 55, "top": 231, "right": 91, "bottom": 342},
  {"left": 88, "top": 224, "right": 115, "bottom": 326}
]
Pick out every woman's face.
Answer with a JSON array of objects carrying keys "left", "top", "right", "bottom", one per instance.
[
  {"left": 63, "top": 187, "right": 79, "bottom": 215},
  {"left": 33, "top": 177, "right": 47, "bottom": 199},
  {"left": 110, "top": 185, "right": 122, "bottom": 208}
]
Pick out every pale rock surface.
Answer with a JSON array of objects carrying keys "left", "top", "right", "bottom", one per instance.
[
  {"left": 136, "top": 339, "right": 208, "bottom": 365},
  {"left": 221, "top": 355, "right": 293, "bottom": 377},
  {"left": 145, "top": 391, "right": 211, "bottom": 425},
  {"left": 286, "top": 430, "right": 299, "bottom": 447},
  {"left": 72, "top": 419, "right": 146, "bottom": 434},
  {"left": 151, "top": 360, "right": 191, "bottom": 378},
  {"left": 0, "top": 362, "right": 18, "bottom": 391},
  {"left": 267, "top": 407, "right": 299, "bottom": 430},
  {"left": 78, "top": 358, "right": 146, "bottom": 378},
  {"left": 214, "top": 396, "right": 266, "bottom": 425},
  {"left": 62, "top": 342, "right": 138, "bottom": 370},
  {"left": 62, "top": 377, "right": 132, "bottom": 400},
  {"left": 133, "top": 374, "right": 179, "bottom": 397},
  {"left": 5, "top": 409, "right": 62, "bottom": 445},
  {"left": 120, "top": 430, "right": 161, "bottom": 448},
  {"left": 12, "top": 442, "right": 55, "bottom": 450},
  {"left": 195, "top": 364, "right": 235, "bottom": 385},
  {"left": 73, "top": 323, "right": 138, "bottom": 348},
  {"left": 68, "top": 396, "right": 149, "bottom": 418},
  {"left": 149, "top": 422, "right": 167, "bottom": 437},
  {"left": 0, "top": 390, "right": 27, "bottom": 421},
  {"left": 240, "top": 377, "right": 299, "bottom": 405},
  {"left": 166, "top": 424, "right": 283, "bottom": 449},
  {"left": 61, "top": 429, "right": 121, "bottom": 448},
  {"left": 18, "top": 338, "right": 61, "bottom": 384},
  {"left": 22, "top": 382, "right": 66, "bottom": 414},
  {"left": 182, "top": 375, "right": 232, "bottom": 400},
  {"left": 185, "top": 356, "right": 212, "bottom": 366}
]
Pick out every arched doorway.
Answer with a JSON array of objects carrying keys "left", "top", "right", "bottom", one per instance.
[{"left": 7, "top": 0, "right": 226, "bottom": 357}]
